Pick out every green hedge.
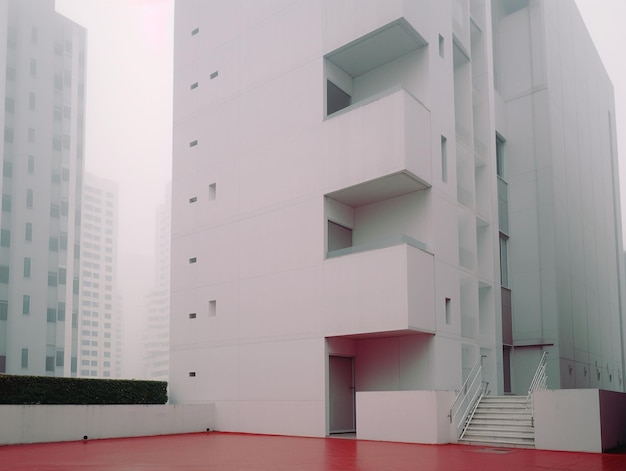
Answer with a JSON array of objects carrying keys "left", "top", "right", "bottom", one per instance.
[{"left": 0, "top": 375, "right": 167, "bottom": 405}]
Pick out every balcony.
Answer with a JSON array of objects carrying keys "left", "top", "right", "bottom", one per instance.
[
  {"left": 322, "top": 241, "right": 435, "bottom": 336},
  {"left": 324, "top": 87, "right": 432, "bottom": 199},
  {"left": 323, "top": 0, "right": 429, "bottom": 56}
]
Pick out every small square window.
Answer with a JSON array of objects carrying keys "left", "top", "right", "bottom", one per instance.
[
  {"left": 189, "top": 313, "right": 197, "bottom": 319},
  {"left": 191, "top": 27, "right": 199, "bottom": 36},
  {"left": 189, "top": 196, "right": 197, "bottom": 203},
  {"left": 189, "top": 257, "right": 197, "bottom": 264},
  {"left": 189, "top": 371, "right": 196, "bottom": 377},
  {"left": 209, "top": 183, "right": 216, "bottom": 201},
  {"left": 210, "top": 71, "right": 219, "bottom": 80},
  {"left": 190, "top": 82, "right": 198, "bottom": 90},
  {"left": 209, "top": 300, "right": 216, "bottom": 317},
  {"left": 189, "top": 140, "right": 198, "bottom": 147}
]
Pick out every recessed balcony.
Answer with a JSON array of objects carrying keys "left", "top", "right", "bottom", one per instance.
[{"left": 323, "top": 241, "right": 435, "bottom": 336}]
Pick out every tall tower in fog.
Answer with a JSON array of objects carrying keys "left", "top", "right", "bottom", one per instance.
[
  {"left": 143, "top": 184, "right": 170, "bottom": 380},
  {"left": 77, "top": 174, "right": 120, "bottom": 378},
  {"left": 0, "top": 0, "right": 86, "bottom": 376}
]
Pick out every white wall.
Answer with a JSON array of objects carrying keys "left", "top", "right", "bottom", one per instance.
[
  {"left": 0, "top": 404, "right": 214, "bottom": 445},
  {"left": 356, "top": 390, "right": 456, "bottom": 444}
]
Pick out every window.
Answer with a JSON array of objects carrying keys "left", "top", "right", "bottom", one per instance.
[
  {"left": 2, "top": 194, "right": 11, "bottom": 212},
  {"left": 21, "top": 348, "right": 28, "bottom": 368},
  {"left": 189, "top": 257, "right": 197, "bottom": 264},
  {"left": 28, "top": 155, "right": 35, "bottom": 174},
  {"left": 56, "top": 350, "right": 64, "bottom": 367},
  {"left": 191, "top": 27, "right": 199, "bottom": 36},
  {"left": 189, "top": 196, "right": 197, "bottom": 203},
  {"left": 445, "top": 298, "right": 451, "bottom": 324},
  {"left": 0, "top": 300, "right": 8, "bottom": 320},
  {"left": 49, "top": 237, "right": 58, "bottom": 251},
  {"left": 4, "top": 97, "right": 14, "bottom": 114},
  {"left": 441, "top": 136, "right": 448, "bottom": 183},
  {"left": 189, "top": 312, "right": 197, "bottom": 319},
  {"left": 209, "top": 183, "right": 216, "bottom": 201},
  {"left": 190, "top": 82, "right": 198, "bottom": 90},
  {"left": 30, "top": 59, "right": 37, "bottom": 77},
  {"left": 57, "top": 302, "right": 66, "bottom": 321},
  {"left": 47, "top": 308, "right": 56, "bottom": 322},
  {"left": 0, "top": 265, "right": 9, "bottom": 283},
  {"left": 210, "top": 71, "right": 219, "bottom": 79},
  {"left": 499, "top": 235, "right": 509, "bottom": 288},
  {"left": 22, "top": 294, "right": 30, "bottom": 314},
  {"left": 4, "top": 127, "right": 14, "bottom": 143},
  {"left": 58, "top": 267, "right": 67, "bottom": 285},
  {"left": 1, "top": 229, "right": 10, "bottom": 247},
  {"left": 29, "top": 92, "right": 36, "bottom": 110},
  {"left": 25, "top": 223, "right": 32, "bottom": 242},
  {"left": 60, "top": 232, "right": 68, "bottom": 250},
  {"left": 50, "top": 204, "right": 60, "bottom": 217},
  {"left": 496, "top": 136, "right": 505, "bottom": 178},
  {"left": 326, "top": 80, "right": 351, "bottom": 116},
  {"left": 48, "top": 271, "right": 57, "bottom": 287},
  {"left": 2, "top": 161, "right": 11, "bottom": 178},
  {"left": 26, "top": 189, "right": 33, "bottom": 208},
  {"left": 209, "top": 300, "right": 216, "bottom": 317},
  {"left": 439, "top": 34, "right": 445, "bottom": 58},
  {"left": 63, "top": 70, "right": 72, "bottom": 87},
  {"left": 189, "top": 140, "right": 198, "bottom": 147},
  {"left": 46, "top": 356, "right": 55, "bottom": 371},
  {"left": 23, "top": 257, "right": 31, "bottom": 278}
]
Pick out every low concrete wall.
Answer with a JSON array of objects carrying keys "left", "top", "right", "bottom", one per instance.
[
  {"left": 0, "top": 404, "right": 215, "bottom": 445},
  {"left": 534, "top": 389, "right": 626, "bottom": 453},
  {"left": 356, "top": 390, "right": 456, "bottom": 444}
]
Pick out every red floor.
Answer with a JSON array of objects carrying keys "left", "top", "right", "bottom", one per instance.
[{"left": 1, "top": 432, "right": 625, "bottom": 471}]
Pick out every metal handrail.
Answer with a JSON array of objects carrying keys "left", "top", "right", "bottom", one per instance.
[
  {"left": 526, "top": 351, "right": 548, "bottom": 422},
  {"left": 449, "top": 355, "right": 487, "bottom": 437},
  {"left": 527, "top": 351, "right": 548, "bottom": 397}
]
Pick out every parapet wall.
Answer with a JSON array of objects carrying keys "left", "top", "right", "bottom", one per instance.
[{"left": 0, "top": 404, "right": 215, "bottom": 445}]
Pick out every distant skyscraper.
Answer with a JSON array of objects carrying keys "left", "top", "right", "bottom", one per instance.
[
  {"left": 143, "top": 184, "right": 170, "bottom": 380},
  {"left": 0, "top": 0, "right": 86, "bottom": 376},
  {"left": 77, "top": 174, "right": 120, "bottom": 378}
]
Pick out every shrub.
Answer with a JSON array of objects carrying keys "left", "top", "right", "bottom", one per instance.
[{"left": 0, "top": 375, "right": 167, "bottom": 405}]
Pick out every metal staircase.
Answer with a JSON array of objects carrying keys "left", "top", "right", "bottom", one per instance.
[{"left": 452, "top": 352, "right": 549, "bottom": 448}]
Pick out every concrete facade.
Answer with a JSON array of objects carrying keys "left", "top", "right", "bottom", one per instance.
[
  {"left": 0, "top": 0, "right": 86, "bottom": 376},
  {"left": 170, "top": 0, "right": 625, "bottom": 439}
]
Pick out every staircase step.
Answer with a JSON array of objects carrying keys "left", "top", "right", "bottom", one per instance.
[
  {"left": 458, "top": 437, "right": 535, "bottom": 448},
  {"left": 462, "top": 429, "right": 534, "bottom": 440},
  {"left": 469, "top": 418, "right": 532, "bottom": 426},
  {"left": 465, "top": 424, "right": 534, "bottom": 433}
]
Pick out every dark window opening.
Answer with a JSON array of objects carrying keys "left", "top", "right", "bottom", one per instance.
[{"left": 327, "top": 80, "right": 351, "bottom": 116}]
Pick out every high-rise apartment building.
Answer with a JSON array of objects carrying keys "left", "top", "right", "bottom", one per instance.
[
  {"left": 143, "top": 184, "right": 170, "bottom": 380},
  {"left": 0, "top": 0, "right": 86, "bottom": 376},
  {"left": 77, "top": 173, "right": 120, "bottom": 378},
  {"left": 171, "top": 0, "right": 625, "bottom": 438}
]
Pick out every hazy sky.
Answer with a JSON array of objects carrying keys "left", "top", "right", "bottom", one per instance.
[{"left": 53, "top": 0, "right": 626, "bottom": 256}]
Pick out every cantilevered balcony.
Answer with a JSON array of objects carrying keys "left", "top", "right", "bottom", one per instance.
[
  {"left": 324, "top": 87, "right": 432, "bottom": 199},
  {"left": 323, "top": 0, "right": 429, "bottom": 56},
  {"left": 323, "top": 241, "right": 435, "bottom": 336}
]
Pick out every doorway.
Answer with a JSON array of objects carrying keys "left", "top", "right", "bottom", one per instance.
[{"left": 329, "top": 355, "right": 355, "bottom": 434}]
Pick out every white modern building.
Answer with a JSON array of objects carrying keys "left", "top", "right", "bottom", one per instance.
[
  {"left": 77, "top": 173, "right": 121, "bottom": 378},
  {"left": 170, "top": 0, "right": 625, "bottom": 439},
  {"left": 143, "top": 184, "right": 171, "bottom": 380},
  {"left": 0, "top": 0, "right": 86, "bottom": 376}
]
